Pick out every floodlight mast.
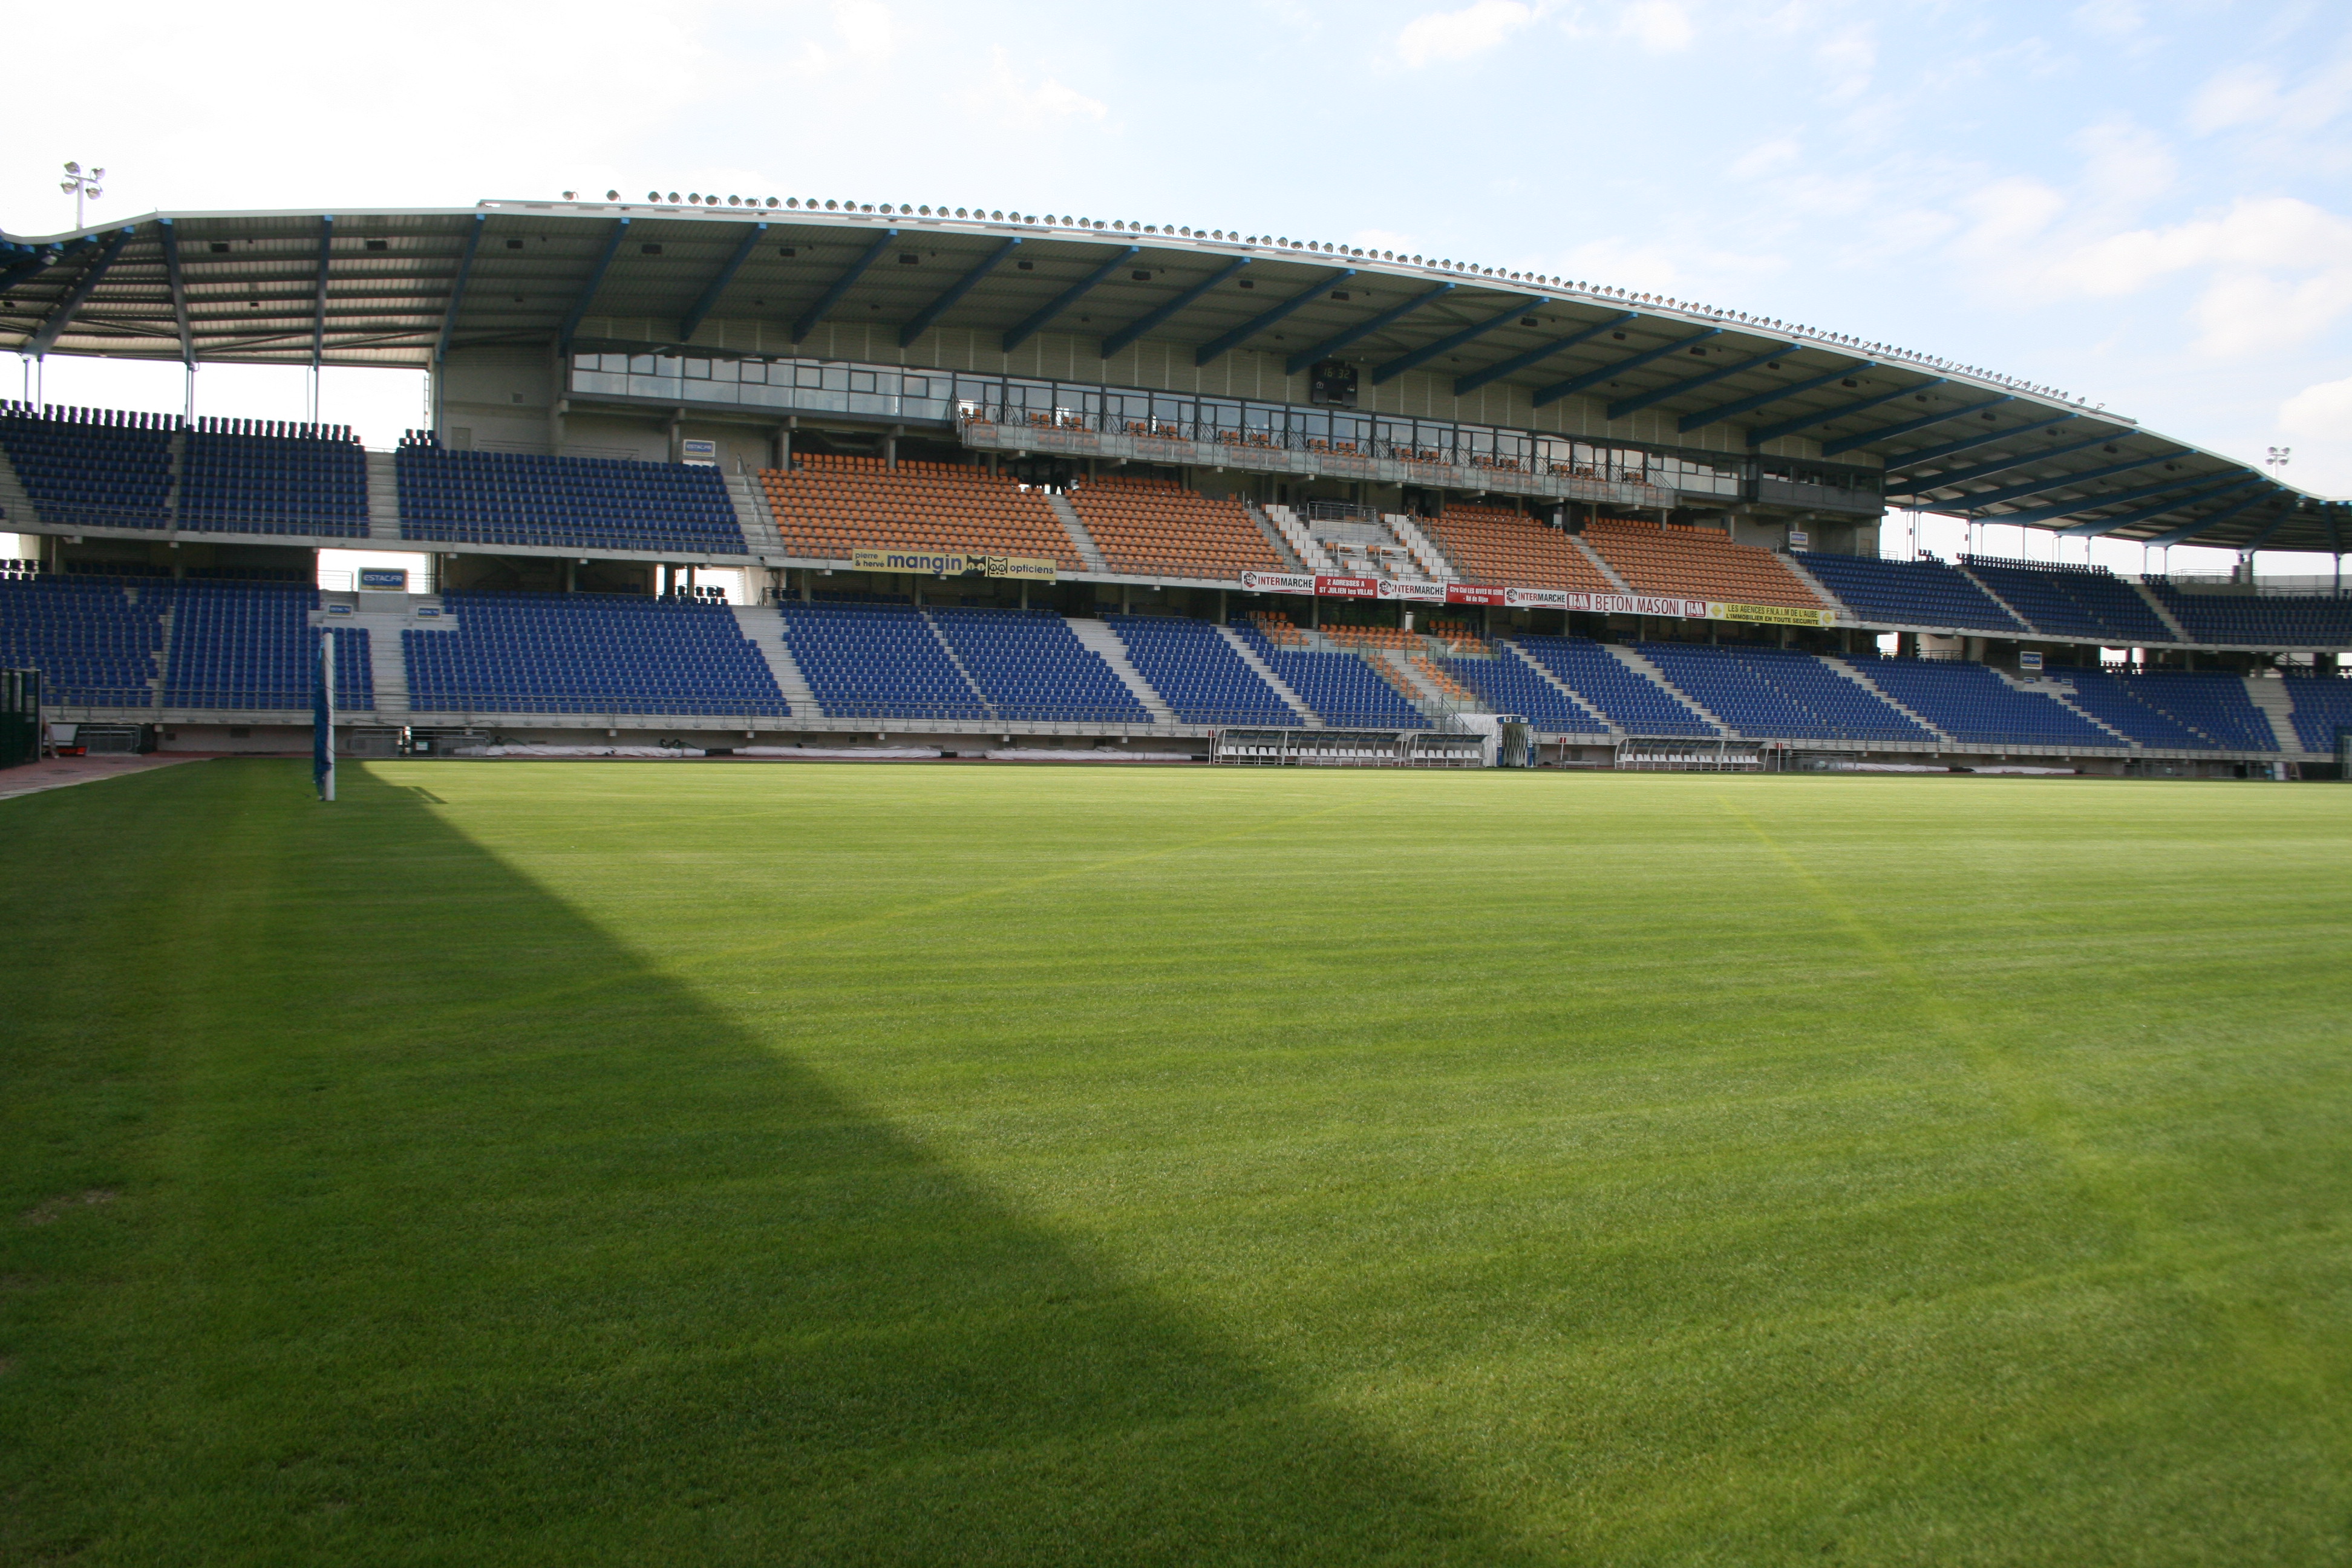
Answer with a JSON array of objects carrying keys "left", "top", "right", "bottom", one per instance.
[{"left": 60, "top": 161, "right": 104, "bottom": 228}]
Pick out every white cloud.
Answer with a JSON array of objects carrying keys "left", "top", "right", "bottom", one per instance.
[
  {"left": 2278, "top": 376, "right": 2352, "bottom": 497},
  {"left": 967, "top": 47, "right": 1109, "bottom": 126},
  {"left": 2072, "top": 0, "right": 2143, "bottom": 41},
  {"left": 1618, "top": 0, "right": 1693, "bottom": 52},
  {"left": 793, "top": 0, "right": 897, "bottom": 73},
  {"left": 2188, "top": 64, "right": 2281, "bottom": 134},
  {"left": 1395, "top": 0, "right": 1534, "bottom": 68},
  {"left": 1728, "top": 137, "right": 1802, "bottom": 179}
]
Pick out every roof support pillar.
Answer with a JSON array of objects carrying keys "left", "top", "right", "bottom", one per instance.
[
  {"left": 793, "top": 227, "right": 896, "bottom": 343},
  {"left": 25, "top": 226, "right": 133, "bottom": 358}
]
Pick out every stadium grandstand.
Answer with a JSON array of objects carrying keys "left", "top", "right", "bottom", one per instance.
[{"left": 0, "top": 195, "right": 2345, "bottom": 773}]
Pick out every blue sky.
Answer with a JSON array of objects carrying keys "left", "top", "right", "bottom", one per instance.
[{"left": 7, "top": 0, "right": 2350, "bottom": 572}]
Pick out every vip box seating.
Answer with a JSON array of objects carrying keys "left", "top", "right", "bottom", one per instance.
[
  {"left": 1232, "top": 621, "right": 1429, "bottom": 728},
  {"left": 1959, "top": 557, "right": 2172, "bottom": 645},
  {"left": 0, "top": 405, "right": 174, "bottom": 529},
  {"left": 1837, "top": 657, "right": 2115, "bottom": 749},
  {"left": 2059, "top": 668, "right": 2278, "bottom": 752},
  {"left": 760, "top": 455, "right": 1077, "bottom": 568},
  {"left": 396, "top": 439, "right": 746, "bottom": 555},
  {"left": 0, "top": 573, "right": 169, "bottom": 705},
  {"left": 1420, "top": 504, "right": 1614, "bottom": 593},
  {"left": 1504, "top": 636, "right": 1717, "bottom": 735},
  {"left": 2143, "top": 582, "right": 2352, "bottom": 647},
  {"left": 177, "top": 419, "right": 369, "bottom": 538},
  {"left": 405, "top": 593, "right": 788, "bottom": 716},
  {"left": 774, "top": 601, "right": 986, "bottom": 721},
  {"left": 2283, "top": 675, "right": 2352, "bottom": 754},
  {"left": 1438, "top": 650, "right": 1610, "bottom": 734},
  {"left": 1103, "top": 615, "right": 1296, "bottom": 727},
  {"left": 1584, "top": 518, "right": 1825, "bottom": 609},
  {"left": 1792, "top": 551, "right": 2027, "bottom": 633},
  {"left": 1637, "top": 642, "right": 1935, "bottom": 743},
  {"left": 164, "top": 581, "right": 373, "bottom": 711},
  {"left": 927, "top": 607, "right": 1152, "bottom": 724},
  {"left": 1065, "top": 474, "right": 1287, "bottom": 579}
]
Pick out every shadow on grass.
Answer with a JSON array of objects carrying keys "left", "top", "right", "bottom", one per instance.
[{"left": 2, "top": 762, "right": 1545, "bottom": 1566}]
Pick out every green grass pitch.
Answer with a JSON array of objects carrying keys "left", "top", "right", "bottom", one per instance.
[{"left": 5, "top": 759, "right": 2351, "bottom": 1565}]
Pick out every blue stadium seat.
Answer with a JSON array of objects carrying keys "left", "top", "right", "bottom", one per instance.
[
  {"left": 1636, "top": 642, "right": 1934, "bottom": 742},
  {"left": 1104, "top": 615, "right": 1298, "bottom": 727},
  {"left": 163, "top": 581, "right": 372, "bottom": 711},
  {"left": 1438, "top": 650, "right": 1609, "bottom": 733},
  {"left": 1838, "top": 656, "right": 2115, "bottom": 748},
  {"left": 929, "top": 608, "right": 1151, "bottom": 725},
  {"left": 0, "top": 573, "right": 169, "bottom": 705},
  {"left": 0, "top": 405, "right": 174, "bottom": 530},
  {"left": 1504, "top": 635, "right": 1717, "bottom": 735},
  {"left": 1230, "top": 622, "right": 1428, "bottom": 728},
  {"left": 1794, "top": 551, "right": 2026, "bottom": 633},
  {"left": 177, "top": 423, "right": 369, "bottom": 538},
  {"left": 774, "top": 601, "right": 983, "bottom": 722},
  {"left": 406, "top": 593, "right": 786, "bottom": 716},
  {"left": 1960, "top": 557, "right": 2172, "bottom": 644},
  {"left": 396, "top": 442, "right": 748, "bottom": 555},
  {"left": 2145, "top": 582, "right": 2352, "bottom": 647},
  {"left": 2283, "top": 674, "right": 2352, "bottom": 754}
]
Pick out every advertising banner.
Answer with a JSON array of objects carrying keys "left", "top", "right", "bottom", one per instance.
[
  {"left": 979, "top": 555, "right": 1057, "bottom": 581},
  {"left": 1445, "top": 583, "right": 1509, "bottom": 606},
  {"left": 1567, "top": 592, "right": 1709, "bottom": 618},
  {"left": 1705, "top": 601, "right": 1838, "bottom": 627},
  {"left": 1314, "top": 573, "right": 1382, "bottom": 599},
  {"left": 1504, "top": 586, "right": 1570, "bottom": 609},
  {"left": 1376, "top": 579, "right": 1447, "bottom": 603},
  {"left": 1240, "top": 570, "right": 1317, "bottom": 595},
  {"left": 854, "top": 548, "right": 968, "bottom": 575},
  {"left": 358, "top": 567, "right": 408, "bottom": 591}
]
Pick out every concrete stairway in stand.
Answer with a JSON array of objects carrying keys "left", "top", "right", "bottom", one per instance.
[
  {"left": 364, "top": 451, "right": 403, "bottom": 542},
  {"left": 1045, "top": 493, "right": 1110, "bottom": 572},
  {"left": 1246, "top": 502, "right": 1311, "bottom": 573},
  {"left": 1823, "top": 655, "right": 1952, "bottom": 743},
  {"left": 731, "top": 605, "right": 818, "bottom": 715},
  {"left": 1995, "top": 667, "right": 2135, "bottom": 746},
  {"left": 1067, "top": 618, "right": 1174, "bottom": 722},
  {"left": 1500, "top": 641, "right": 1617, "bottom": 732},
  {"left": 1217, "top": 624, "right": 1320, "bottom": 724},
  {"left": 1954, "top": 562, "right": 2035, "bottom": 633},
  {"left": 2244, "top": 673, "right": 2301, "bottom": 753},
  {"left": 1606, "top": 643, "right": 1732, "bottom": 734},
  {"left": 1573, "top": 535, "right": 1638, "bottom": 595},
  {"left": 2131, "top": 580, "right": 2195, "bottom": 644},
  {"left": 0, "top": 445, "right": 35, "bottom": 535},
  {"left": 727, "top": 471, "right": 787, "bottom": 556}
]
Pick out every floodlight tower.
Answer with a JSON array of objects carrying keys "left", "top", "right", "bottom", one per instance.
[{"left": 60, "top": 162, "right": 104, "bottom": 228}]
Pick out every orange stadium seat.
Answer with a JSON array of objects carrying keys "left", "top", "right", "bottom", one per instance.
[
  {"left": 1064, "top": 474, "right": 1285, "bottom": 580},
  {"left": 1420, "top": 505, "right": 1616, "bottom": 594},
  {"left": 1581, "top": 517, "right": 1826, "bottom": 609},
  {"left": 757, "top": 455, "right": 1080, "bottom": 569}
]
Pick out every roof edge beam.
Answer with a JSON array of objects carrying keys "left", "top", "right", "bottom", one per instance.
[
  {"left": 2057, "top": 475, "right": 2270, "bottom": 538},
  {"left": 2231, "top": 498, "right": 2305, "bottom": 555},
  {"left": 1746, "top": 376, "right": 1942, "bottom": 447},
  {"left": 1101, "top": 255, "right": 1247, "bottom": 359},
  {"left": 1928, "top": 446, "right": 2195, "bottom": 513},
  {"left": 901, "top": 238, "right": 1020, "bottom": 348},
  {"left": 26, "top": 226, "right": 134, "bottom": 357},
  {"left": 1535, "top": 329, "right": 1723, "bottom": 410},
  {"left": 1816, "top": 394, "right": 2011, "bottom": 457},
  {"left": 0, "top": 240, "right": 85, "bottom": 294},
  {"left": 1999, "top": 468, "right": 2247, "bottom": 529},
  {"left": 1004, "top": 245, "right": 1140, "bottom": 353},
  {"left": 1453, "top": 312, "right": 1637, "bottom": 397},
  {"left": 312, "top": 214, "right": 334, "bottom": 371},
  {"left": 1606, "top": 341, "right": 1797, "bottom": 421},
  {"left": 2145, "top": 489, "right": 2283, "bottom": 549},
  {"left": 1676, "top": 360, "right": 1870, "bottom": 434},
  {"left": 678, "top": 222, "right": 767, "bottom": 344},
  {"left": 1284, "top": 283, "right": 1455, "bottom": 376},
  {"left": 1887, "top": 431, "right": 2115, "bottom": 495},
  {"left": 559, "top": 218, "right": 632, "bottom": 351},
  {"left": 1888, "top": 413, "right": 2080, "bottom": 470},
  {"left": 1372, "top": 296, "right": 1540, "bottom": 385},
  {"left": 436, "top": 214, "right": 487, "bottom": 363},
  {"left": 792, "top": 226, "right": 895, "bottom": 344},
  {"left": 1194, "top": 269, "right": 1355, "bottom": 367},
  {"left": 159, "top": 219, "right": 192, "bottom": 367}
]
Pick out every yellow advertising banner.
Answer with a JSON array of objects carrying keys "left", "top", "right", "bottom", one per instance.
[
  {"left": 853, "top": 548, "right": 967, "bottom": 575},
  {"left": 979, "top": 555, "right": 1057, "bottom": 581},
  {"left": 1707, "top": 601, "right": 1838, "bottom": 628},
  {"left": 849, "top": 548, "right": 1057, "bottom": 582}
]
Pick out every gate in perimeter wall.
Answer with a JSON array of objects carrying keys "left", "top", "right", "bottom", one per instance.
[{"left": 0, "top": 670, "right": 38, "bottom": 771}]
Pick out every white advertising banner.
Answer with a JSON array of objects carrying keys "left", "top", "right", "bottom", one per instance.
[
  {"left": 1375, "top": 579, "right": 1448, "bottom": 603},
  {"left": 1240, "top": 570, "right": 1317, "bottom": 594}
]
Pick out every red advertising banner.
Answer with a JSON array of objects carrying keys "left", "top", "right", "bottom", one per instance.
[
  {"left": 1444, "top": 584, "right": 1509, "bottom": 606},
  {"left": 1313, "top": 573, "right": 1382, "bottom": 599},
  {"left": 1239, "top": 570, "right": 1316, "bottom": 594}
]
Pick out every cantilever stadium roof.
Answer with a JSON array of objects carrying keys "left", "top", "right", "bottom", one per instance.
[{"left": 2, "top": 199, "right": 2342, "bottom": 554}]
